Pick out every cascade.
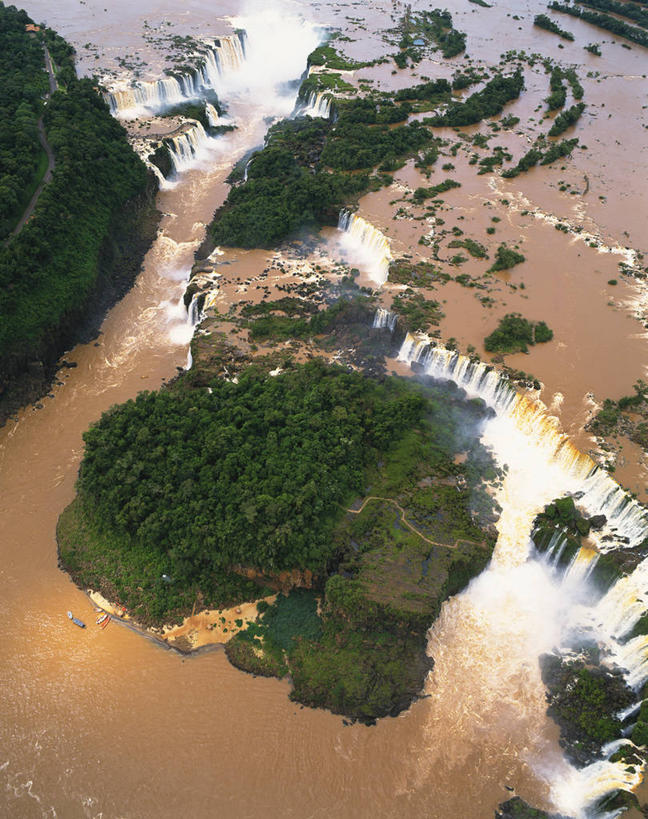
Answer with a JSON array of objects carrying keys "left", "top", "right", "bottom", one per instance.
[
  {"left": 103, "top": 34, "right": 246, "bottom": 118},
  {"left": 167, "top": 121, "right": 214, "bottom": 175},
  {"left": 197, "top": 33, "right": 246, "bottom": 90},
  {"left": 299, "top": 90, "right": 333, "bottom": 119},
  {"left": 398, "top": 334, "right": 648, "bottom": 814},
  {"left": 337, "top": 210, "right": 393, "bottom": 287},
  {"left": 205, "top": 102, "right": 220, "bottom": 127},
  {"left": 372, "top": 308, "right": 397, "bottom": 332},
  {"left": 188, "top": 294, "right": 203, "bottom": 327}
]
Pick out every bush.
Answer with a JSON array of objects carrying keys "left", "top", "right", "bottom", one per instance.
[
  {"left": 484, "top": 313, "right": 553, "bottom": 354},
  {"left": 487, "top": 244, "right": 525, "bottom": 273}
]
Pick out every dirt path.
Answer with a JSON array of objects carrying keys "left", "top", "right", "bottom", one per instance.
[
  {"left": 345, "top": 495, "right": 484, "bottom": 550},
  {"left": 10, "top": 44, "right": 57, "bottom": 237}
]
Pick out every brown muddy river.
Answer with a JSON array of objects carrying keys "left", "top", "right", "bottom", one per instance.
[{"left": 2, "top": 0, "right": 647, "bottom": 816}]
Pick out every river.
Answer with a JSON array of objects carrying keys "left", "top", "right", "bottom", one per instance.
[{"left": 2, "top": 0, "right": 647, "bottom": 816}]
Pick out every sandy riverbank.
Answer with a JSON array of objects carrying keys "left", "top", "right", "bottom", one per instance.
[{"left": 88, "top": 589, "right": 277, "bottom": 653}]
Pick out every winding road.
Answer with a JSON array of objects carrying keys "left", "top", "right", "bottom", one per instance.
[
  {"left": 345, "top": 495, "right": 485, "bottom": 551},
  {"left": 10, "top": 43, "right": 57, "bottom": 237}
]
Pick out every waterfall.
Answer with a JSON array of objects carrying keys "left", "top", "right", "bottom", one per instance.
[
  {"left": 167, "top": 121, "right": 214, "bottom": 175},
  {"left": 197, "top": 33, "right": 246, "bottom": 89},
  {"left": 299, "top": 90, "right": 333, "bottom": 119},
  {"left": 205, "top": 102, "right": 220, "bottom": 127},
  {"left": 188, "top": 294, "right": 203, "bottom": 327},
  {"left": 398, "top": 334, "right": 648, "bottom": 815},
  {"left": 337, "top": 210, "right": 393, "bottom": 287},
  {"left": 550, "top": 761, "right": 642, "bottom": 818},
  {"left": 103, "top": 33, "right": 246, "bottom": 118},
  {"left": 372, "top": 308, "right": 397, "bottom": 332}
]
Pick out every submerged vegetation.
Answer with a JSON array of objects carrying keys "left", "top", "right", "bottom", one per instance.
[
  {"left": 428, "top": 72, "right": 524, "bottom": 127},
  {"left": 534, "top": 13, "right": 575, "bottom": 41},
  {"left": 549, "top": 2, "right": 648, "bottom": 48},
  {"left": 484, "top": 313, "right": 553, "bottom": 354}
]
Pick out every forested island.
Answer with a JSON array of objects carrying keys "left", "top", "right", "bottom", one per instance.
[
  {"left": 59, "top": 308, "right": 498, "bottom": 719},
  {"left": 0, "top": 5, "right": 159, "bottom": 422}
]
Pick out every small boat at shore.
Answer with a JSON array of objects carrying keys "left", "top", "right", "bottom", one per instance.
[
  {"left": 96, "top": 613, "right": 109, "bottom": 626},
  {"left": 67, "top": 611, "right": 86, "bottom": 628},
  {"left": 101, "top": 615, "right": 111, "bottom": 629}
]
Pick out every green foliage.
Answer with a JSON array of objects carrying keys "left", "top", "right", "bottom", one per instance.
[
  {"left": 394, "top": 79, "right": 451, "bottom": 102},
  {"left": 549, "top": 2, "right": 648, "bottom": 47},
  {"left": 412, "top": 178, "right": 461, "bottom": 203},
  {"left": 320, "top": 99, "right": 432, "bottom": 171},
  {"left": 396, "top": 8, "right": 466, "bottom": 61},
  {"left": 546, "top": 67, "right": 566, "bottom": 111},
  {"left": 542, "top": 655, "right": 633, "bottom": 759},
  {"left": 540, "top": 137, "right": 578, "bottom": 164},
  {"left": 548, "top": 102, "right": 585, "bottom": 136},
  {"left": 391, "top": 289, "right": 444, "bottom": 331},
  {"left": 487, "top": 244, "right": 526, "bottom": 273},
  {"left": 246, "top": 297, "right": 368, "bottom": 342},
  {"left": 73, "top": 361, "right": 429, "bottom": 583},
  {"left": 564, "top": 68, "right": 584, "bottom": 100},
  {"left": 484, "top": 313, "right": 553, "bottom": 354},
  {"left": 428, "top": 72, "right": 524, "bottom": 127},
  {"left": 502, "top": 147, "right": 543, "bottom": 178},
  {"left": 0, "top": 6, "right": 48, "bottom": 236},
  {"left": 577, "top": 0, "right": 648, "bottom": 29},
  {"left": 447, "top": 237, "right": 488, "bottom": 258},
  {"left": 307, "top": 44, "right": 370, "bottom": 71},
  {"left": 534, "top": 13, "right": 575, "bottom": 40},
  {"left": 0, "top": 14, "right": 152, "bottom": 388},
  {"left": 158, "top": 100, "right": 220, "bottom": 132},
  {"left": 585, "top": 42, "right": 602, "bottom": 55},
  {"left": 260, "top": 590, "right": 323, "bottom": 651},
  {"left": 210, "top": 101, "right": 431, "bottom": 247}
]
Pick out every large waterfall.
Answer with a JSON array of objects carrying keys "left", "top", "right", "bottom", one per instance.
[
  {"left": 103, "top": 33, "right": 246, "bottom": 118},
  {"left": 398, "top": 334, "right": 648, "bottom": 817},
  {"left": 337, "top": 210, "right": 393, "bottom": 287},
  {"left": 167, "top": 121, "right": 215, "bottom": 175}
]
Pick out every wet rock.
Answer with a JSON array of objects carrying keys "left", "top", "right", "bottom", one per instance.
[{"left": 589, "top": 514, "right": 607, "bottom": 530}]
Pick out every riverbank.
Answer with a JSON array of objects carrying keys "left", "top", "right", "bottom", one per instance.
[{"left": 86, "top": 588, "right": 277, "bottom": 654}]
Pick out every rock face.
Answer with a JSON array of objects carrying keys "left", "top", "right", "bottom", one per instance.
[{"left": 0, "top": 175, "right": 160, "bottom": 425}]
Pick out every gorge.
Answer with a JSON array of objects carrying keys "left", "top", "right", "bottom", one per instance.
[{"left": 1, "top": 0, "right": 648, "bottom": 817}]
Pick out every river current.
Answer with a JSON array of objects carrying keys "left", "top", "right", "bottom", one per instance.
[{"left": 2, "top": 0, "right": 647, "bottom": 816}]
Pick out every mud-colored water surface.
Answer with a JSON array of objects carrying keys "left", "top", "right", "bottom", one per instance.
[{"left": 2, "top": 0, "right": 647, "bottom": 816}]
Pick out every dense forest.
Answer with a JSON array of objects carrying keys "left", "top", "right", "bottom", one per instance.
[
  {"left": 73, "top": 361, "right": 425, "bottom": 581},
  {"left": 0, "top": 6, "right": 157, "bottom": 418},
  {"left": 209, "top": 95, "right": 431, "bottom": 248},
  {"left": 60, "top": 350, "right": 497, "bottom": 717},
  {"left": 0, "top": 5, "right": 48, "bottom": 236}
]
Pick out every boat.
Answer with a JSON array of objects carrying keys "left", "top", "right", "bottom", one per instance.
[
  {"left": 96, "top": 613, "right": 109, "bottom": 626},
  {"left": 67, "top": 610, "right": 86, "bottom": 628},
  {"left": 100, "top": 615, "right": 111, "bottom": 629}
]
